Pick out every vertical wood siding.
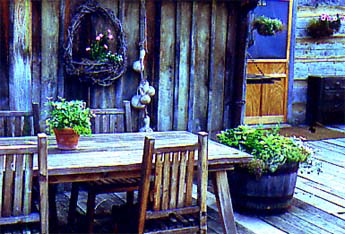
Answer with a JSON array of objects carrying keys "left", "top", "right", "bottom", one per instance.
[{"left": 0, "top": 0, "right": 254, "bottom": 134}]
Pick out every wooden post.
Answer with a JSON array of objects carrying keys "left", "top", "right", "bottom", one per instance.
[
  {"left": 198, "top": 132, "right": 208, "bottom": 233},
  {"left": 38, "top": 133, "right": 49, "bottom": 234}
]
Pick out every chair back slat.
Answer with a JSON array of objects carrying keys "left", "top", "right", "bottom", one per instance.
[
  {"left": 185, "top": 150, "right": 195, "bottom": 206},
  {"left": 23, "top": 154, "right": 34, "bottom": 215},
  {"left": 161, "top": 152, "right": 171, "bottom": 210},
  {"left": 91, "top": 100, "right": 132, "bottom": 134},
  {"left": 138, "top": 133, "right": 208, "bottom": 233},
  {"left": 0, "top": 157, "right": 4, "bottom": 216},
  {"left": 13, "top": 154, "right": 25, "bottom": 216},
  {"left": 3, "top": 155, "right": 15, "bottom": 217},
  {"left": 152, "top": 153, "right": 163, "bottom": 211},
  {"left": 177, "top": 152, "right": 187, "bottom": 208},
  {"left": 169, "top": 152, "right": 179, "bottom": 209}
]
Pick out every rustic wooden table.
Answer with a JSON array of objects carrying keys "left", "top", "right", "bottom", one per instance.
[{"left": 0, "top": 131, "right": 252, "bottom": 234}]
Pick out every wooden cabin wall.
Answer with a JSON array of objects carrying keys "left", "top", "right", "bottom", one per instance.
[
  {"left": 0, "top": 0, "right": 255, "bottom": 134},
  {"left": 292, "top": 0, "right": 345, "bottom": 124}
]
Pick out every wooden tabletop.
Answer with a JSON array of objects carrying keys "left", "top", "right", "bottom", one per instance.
[{"left": 0, "top": 131, "right": 252, "bottom": 183}]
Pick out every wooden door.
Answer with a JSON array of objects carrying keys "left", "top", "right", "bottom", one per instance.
[
  {"left": 245, "top": 60, "right": 288, "bottom": 124},
  {"left": 244, "top": 0, "right": 292, "bottom": 125}
]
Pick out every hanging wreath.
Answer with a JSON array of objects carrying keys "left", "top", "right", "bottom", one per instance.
[{"left": 64, "top": 0, "right": 127, "bottom": 86}]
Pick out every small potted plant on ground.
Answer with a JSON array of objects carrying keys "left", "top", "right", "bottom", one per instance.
[
  {"left": 217, "top": 125, "right": 318, "bottom": 213},
  {"left": 46, "top": 97, "right": 94, "bottom": 150},
  {"left": 252, "top": 15, "right": 284, "bottom": 36}
]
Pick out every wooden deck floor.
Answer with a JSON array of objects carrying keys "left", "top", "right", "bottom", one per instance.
[
  {"left": 1, "top": 125, "right": 345, "bottom": 233},
  {"left": 232, "top": 125, "right": 345, "bottom": 234}
]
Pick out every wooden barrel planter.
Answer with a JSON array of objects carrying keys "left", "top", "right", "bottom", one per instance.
[{"left": 228, "top": 163, "right": 299, "bottom": 214}]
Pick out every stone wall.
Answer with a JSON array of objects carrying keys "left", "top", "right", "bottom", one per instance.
[{"left": 291, "top": 0, "right": 345, "bottom": 124}]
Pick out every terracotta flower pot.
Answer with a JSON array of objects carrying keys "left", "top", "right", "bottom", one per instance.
[{"left": 53, "top": 128, "right": 80, "bottom": 150}]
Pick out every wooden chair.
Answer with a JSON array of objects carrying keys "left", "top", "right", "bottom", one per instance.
[
  {"left": 67, "top": 100, "right": 137, "bottom": 233},
  {"left": 91, "top": 100, "right": 133, "bottom": 133},
  {"left": 0, "top": 133, "right": 49, "bottom": 233},
  {"left": 113, "top": 132, "right": 208, "bottom": 234},
  {"left": 0, "top": 102, "right": 40, "bottom": 137}
]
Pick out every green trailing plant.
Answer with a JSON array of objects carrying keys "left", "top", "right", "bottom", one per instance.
[
  {"left": 217, "top": 125, "right": 318, "bottom": 177},
  {"left": 252, "top": 15, "right": 284, "bottom": 36},
  {"left": 307, "top": 13, "right": 343, "bottom": 38},
  {"left": 45, "top": 97, "right": 94, "bottom": 136}
]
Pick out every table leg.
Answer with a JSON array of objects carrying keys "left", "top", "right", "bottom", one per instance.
[
  {"left": 48, "top": 184, "right": 58, "bottom": 230},
  {"left": 211, "top": 171, "right": 237, "bottom": 234}
]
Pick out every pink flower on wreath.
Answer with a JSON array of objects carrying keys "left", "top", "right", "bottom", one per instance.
[
  {"left": 96, "top": 36, "right": 101, "bottom": 41},
  {"left": 320, "top": 13, "right": 329, "bottom": 21},
  {"left": 85, "top": 47, "right": 91, "bottom": 51},
  {"left": 108, "top": 34, "right": 114, "bottom": 40},
  {"left": 103, "top": 44, "right": 108, "bottom": 50},
  {"left": 107, "top": 29, "right": 111, "bottom": 33}
]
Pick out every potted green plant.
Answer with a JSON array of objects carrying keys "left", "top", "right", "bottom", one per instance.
[
  {"left": 45, "top": 97, "right": 94, "bottom": 150},
  {"left": 217, "top": 125, "right": 318, "bottom": 213},
  {"left": 252, "top": 15, "right": 284, "bottom": 36},
  {"left": 307, "top": 13, "right": 342, "bottom": 38}
]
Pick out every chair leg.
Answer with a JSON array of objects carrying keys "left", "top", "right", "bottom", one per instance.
[
  {"left": 48, "top": 184, "right": 58, "bottom": 229},
  {"left": 68, "top": 183, "right": 79, "bottom": 224},
  {"left": 126, "top": 191, "right": 134, "bottom": 205},
  {"left": 86, "top": 190, "right": 96, "bottom": 233}
]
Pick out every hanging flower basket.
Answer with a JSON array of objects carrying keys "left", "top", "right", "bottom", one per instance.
[
  {"left": 252, "top": 16, "right": 284, "bottom": 36},
  {"left": 307, "top": 14, "right": 342, "bottom": 38},
  {"left": 64, "top": 0, "right": 127, "bottom": 86}
]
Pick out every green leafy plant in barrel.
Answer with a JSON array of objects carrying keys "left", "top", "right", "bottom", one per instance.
[{"left": 217, "top": 125, "right": 317, "bottom": 177}]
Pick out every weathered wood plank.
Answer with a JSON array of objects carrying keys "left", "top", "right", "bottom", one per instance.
[
  {"left": 13, "top": 154, "right": 24, "bottom": 216},
  {"left": 294, "top": 188, "right": 345, "bottom": 220},
  {"left": 157, "top": 1, "right": 175, "bottom": 131},
  {"left": 308, "top": 141, "right": 345, "bottom": 165},
  {"left": 173, "top": 1, "right": 191, "bottom": 130},
  {"left": 298, "top": 172, "right": 345, "bottom": 199},
  {"left": 41, "top": 0, "right": 59, "bottom": 124},
  {"left": 9, "top": 0, "right": 32, "bottom": 111},
  {"left": 0, "top": 1, "right": 9, "bottom": 109},
  {"left": 292, "top": 198, "right": 345, "bottom": 229},
  {"left": 207, "top": 0, "right": 227, "bottom": 134},
  {"left": 31, "top": 0, "right": 41, "bottom": 104},
  {"left": 296, "top": 177, "right": 345, "bottom": 209},
  {"left": 122, "top": 0, "right": 139, "bottom": 99},
  {"left": 188, "top": 2, "right": 210, "bottom": 132},
  {"left": 259, "top": 206, "right": 336, "bottom": 234}
]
